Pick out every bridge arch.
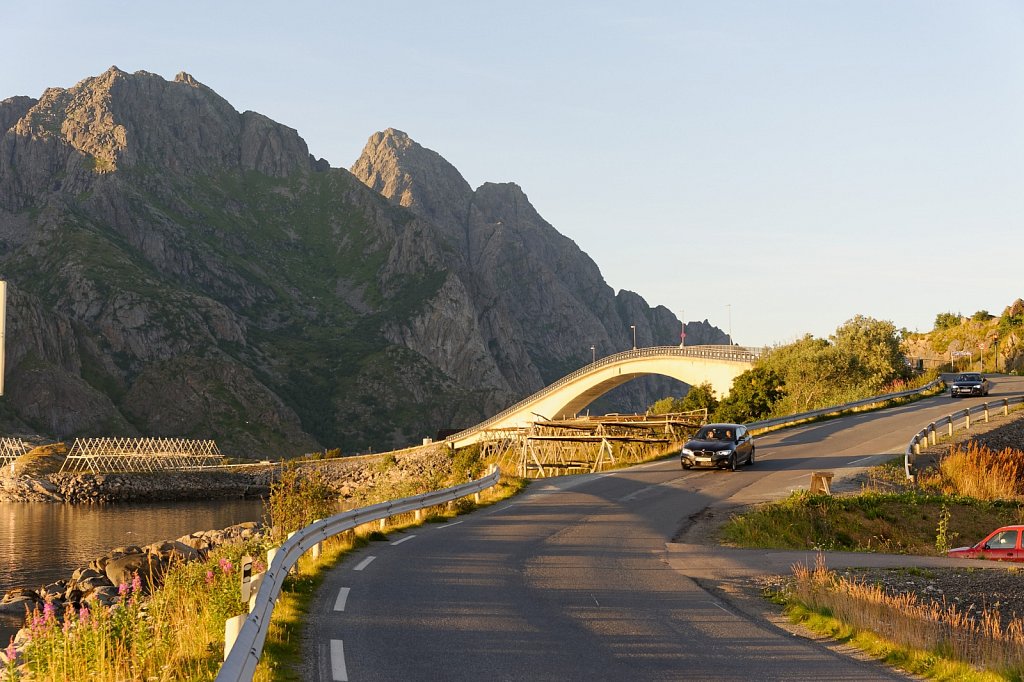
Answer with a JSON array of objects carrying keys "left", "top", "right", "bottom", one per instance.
[{"left": 449, "top": 345, "right": 759, "bottom": 448}]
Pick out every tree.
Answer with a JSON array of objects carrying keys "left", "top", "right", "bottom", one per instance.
[
  {"left": 760, "top": 335, "right": 858, "bottom": 413},
  {"left": 713, "top": 367, "right": 784, "bottom": 423},
  {"left": 830, "top": 315, "right": 908, "bottom": 391},
  {"left": 934, "top": 312, "right": 961, "bottom": 331},
  {"left": 679, "top": 382, "right": 719, "bottom": 413},
  {"left": 648, "top": 382, "right": 719, "bottom": 415},
  {"left": 972, "top": 310, "right": 993, "bottom": 322}
]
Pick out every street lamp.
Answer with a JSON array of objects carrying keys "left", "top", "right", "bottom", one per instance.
[
  {"left": 590, "top": 345, "right": 596, "bottom": 363},
  {"left": 726, "top": 304, "right": 732, "bottom": 346},
  {"left": 630, "top": 325, "right": 636, "bottom": 350},
  {"left": 679, "top": 309, "right": 685, "bottom": 348}
]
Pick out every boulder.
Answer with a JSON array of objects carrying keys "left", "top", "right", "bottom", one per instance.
[
  {"left": 143, "top": 540, "right": 200, "bottom": 564},
  {"left": 103, "top": 552, "right": 165, "bottom": 593}
]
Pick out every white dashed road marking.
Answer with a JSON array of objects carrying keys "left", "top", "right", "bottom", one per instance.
[
  {"left": 331, "top": 639, "right": 348, "bottom": 681},
  {"left": 333, "top": 587, "right": 350, "bottom": 612},
  {"left": 437, "top": 520, "right": 464, "bottom": 529},
  {"left": 390, "top": 535, "right": 416, "bottom": 546},
  {"left": 353, "top": 556, "right": 376, "bottom": 571}
]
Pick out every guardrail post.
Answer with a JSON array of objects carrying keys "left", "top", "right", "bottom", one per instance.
[
  {"left": 913, "top": 440, "right": 920, "bottom": 455},
  {"left": 928, "top": 424, "right": 936, "bottom": 446},
  {"left": 378, "top": 517, "right": 387, "bottom": 531},
  {"left": 224, "top": 613, "right": 245, "bottom": 661},
  {"left": 965, "top": 412, "right": 971, "bottom": 429},
  {"left": 1004, "top": 399, "right": 1009, "bottom": 416},
  {"left": 248, "top": 571, "right": 264, "bottom": 612},
  {"left": 984, "top": 405, "right": 989, "bottom": 423},
  {"left": 948, "top": 420, "right": 953, "bottom": 438}
]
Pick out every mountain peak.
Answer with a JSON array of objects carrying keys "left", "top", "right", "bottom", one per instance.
[
  {"left": 351, "top": 129, "right": 472, "bottom": 239},
  {"left": 174, "top": 71, "right": 201, "bottom": 87},
  {"left": 0, "top": 68, "right": 319, "bottom": 207}
]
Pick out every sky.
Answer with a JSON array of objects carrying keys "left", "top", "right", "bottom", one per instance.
[{"left": 3, "top": 1, "right": 1023, "bottom": 347}]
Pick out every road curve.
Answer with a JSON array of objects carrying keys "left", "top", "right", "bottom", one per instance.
[{"left": 302, "top": 376, "right": 1024, "bottom": 681}]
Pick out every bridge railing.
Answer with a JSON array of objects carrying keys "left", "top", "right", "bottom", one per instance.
[
  {"left": 444, "top": 345, "right": 761, "bottom": 446},
  {"left": 216, "top": 465, "right": 501, "bottom": 682},
  {"left": 904, "top": 395, "right": 1024, "bottom": 479}
]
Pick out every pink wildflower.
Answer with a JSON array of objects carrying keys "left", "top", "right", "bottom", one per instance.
[
  {"left": 219, "top": 558, "right": 233, "bottom": 575},
  {"left": 205, "top": 570, "right": 215, "bottom": 586},
  {"left": 5, "top": 637, "right": 15, "bottom": 663},
  {"left": 78, "top": 606, "right": 90, "bottom": 626},
  {"left": 42, "top": 601, "right": 55, "bottom": 622},
  {"left": 131, "top": 572, "right": 142, "bottom": 593},
  {"left": 119, "top": 582, "right": 130, "bottom": 597},
  {"left": 253, "top": 559, "right": 266, "bottom": 573}
]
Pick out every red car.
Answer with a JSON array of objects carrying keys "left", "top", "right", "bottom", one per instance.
[{"left": 947, "top": 525, "right": 1024, "bottom": 562}]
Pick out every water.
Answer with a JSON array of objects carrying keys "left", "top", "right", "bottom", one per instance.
[{"left": 0, "top": 499, "right": 265, "bottom": 641}]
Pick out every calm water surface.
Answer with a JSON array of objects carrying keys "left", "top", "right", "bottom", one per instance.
[{"left": 0, "top": 499, "right": 265, "bottom": 640}]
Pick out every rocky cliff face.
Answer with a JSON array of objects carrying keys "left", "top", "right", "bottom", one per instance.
[{"left": 0, "top": 69, "right": 726, "bottom": 456}]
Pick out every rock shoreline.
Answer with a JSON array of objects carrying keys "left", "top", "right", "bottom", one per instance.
[
  {"left": 1, "top": 469, "right": 275, "bottom": 503},
  {"left": 0, "top": 444, "right": 456, "bottom": 504},
  {"left": 0, "top": 521, "right": 268, "bottom": 663}
]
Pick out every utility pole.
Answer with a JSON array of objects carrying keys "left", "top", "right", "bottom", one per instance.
[{"left": 679, "top": 309, "right": 685, "bottom": 347}]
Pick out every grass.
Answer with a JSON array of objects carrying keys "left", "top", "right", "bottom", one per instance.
[
  {"left": 774, "top": 556, "right": 1024, "bottom": 681},
  {"left": 721, "top": 489, "right": 1024, "bottom": 554},
  {"left": 723, "top": 444, "right": 1024, "bottom": 554},
  {"left": 4, "top": 460, "right": 526, "bottom": 681},
  {"left": 918, "top": 443, "right": 1024, "bottom": 501}
]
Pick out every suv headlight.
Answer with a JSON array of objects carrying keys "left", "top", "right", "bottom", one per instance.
[{"left": 716, "top": 449, "right": 733, "bottom": 456}]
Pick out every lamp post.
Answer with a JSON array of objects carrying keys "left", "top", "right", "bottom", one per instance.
[
  {"left": 679, "top": 309, "right": 685, "bottom": 347},
  {"left": 726, "top": 304, "right": 732, "bottom": 346},
  {"left": 630, "top": 325, "right": 636, "bottom": 350},
  {"left": 590, "top": 345, "right": 595, "bottom": 364}
]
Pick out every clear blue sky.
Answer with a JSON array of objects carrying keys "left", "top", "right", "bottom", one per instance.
[{"left": 4, "top": 1, "right": 1023, "bottom": 346}]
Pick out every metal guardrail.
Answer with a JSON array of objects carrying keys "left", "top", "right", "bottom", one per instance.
[
  {"left": 216, "top": 465, "right": 501, "bottom": 682},
  {"left": 444, "top": 345, "right": 762, "bottom": 445},
  {"left": 745, "top": 378, "right": 945, "bottom": 434},
  {"left": 904, "top": 395, "right": 1024, "bottom": 479}
]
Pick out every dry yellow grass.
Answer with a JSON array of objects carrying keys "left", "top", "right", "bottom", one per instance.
[
  {"left": 790, "top": 555, "right": 1024, "bottom": 674},
  {"left": 919, "top": 442, "right": 1024, "bottom": 501}
]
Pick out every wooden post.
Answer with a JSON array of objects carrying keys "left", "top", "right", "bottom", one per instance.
[{"left": 809, "top": 471, "right": 834, "bottom": 495}]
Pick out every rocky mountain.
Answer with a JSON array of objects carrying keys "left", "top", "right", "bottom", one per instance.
[{"left": 0, "top": 67, "right": 727, "bottom": 457}]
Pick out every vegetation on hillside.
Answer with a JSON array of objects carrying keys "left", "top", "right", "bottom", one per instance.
[
  {"left": 907, "top": 298, "right": 1024, "bottom": 373},
  {"left": 652, "top": 315, "right": 918, "bottom": 423}
]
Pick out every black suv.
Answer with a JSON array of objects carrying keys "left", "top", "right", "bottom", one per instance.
[{"left": 680, "top": 423, "right": 755, "bottom": 471}]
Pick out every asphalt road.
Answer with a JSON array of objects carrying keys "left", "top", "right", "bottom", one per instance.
[{"left": 302, "top": 375, "right": 1024, "bottom": 681}]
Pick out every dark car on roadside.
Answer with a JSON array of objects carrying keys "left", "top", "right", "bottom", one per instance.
[
  {"left": 947, "top": 525, "right": 1024, "bottom": 562},
  {"left": 949, "top": 372, "right": 990, "bottom": 398},
  {"left": 680, "top": 423, "right": 754, "bottom": 471}
]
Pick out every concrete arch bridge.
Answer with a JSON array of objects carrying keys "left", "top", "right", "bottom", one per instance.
[{"left": 447, "top": 345, "right": 760, "bottom": 450}]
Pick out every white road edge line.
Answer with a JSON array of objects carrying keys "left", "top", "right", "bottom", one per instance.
[
  {"left": 390, "top": 535, "right": 417, "bottom": 546},
  {"left": 848, "top": 456, "right": 876, "bottom": 466},
  {"left": 330, "top": 639, "right": 348, "bottom": 681},
  {"left": 437, "top": 520, "right": 464, "bottom": 529},
  {"left": 708, "top": 601, "right": 731, "bottom": 614},
  {"left": 333, "top": 587, "right": 350, "bottom": 612},
  {"left": 353, "top": 556, "right": 376, "bottom": 571}
]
